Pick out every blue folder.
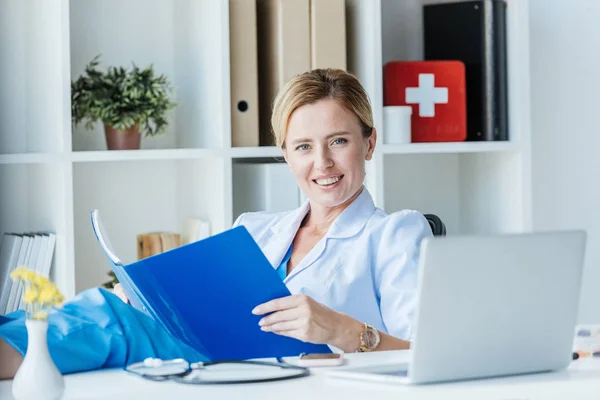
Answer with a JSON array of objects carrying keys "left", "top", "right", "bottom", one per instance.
[{"left": 90, "top": 210, "right": 331, "bottom": 361}]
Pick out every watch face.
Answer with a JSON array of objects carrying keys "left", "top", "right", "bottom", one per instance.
[{"left": 363, "top": 328, "right": 378, "bottom": 348}]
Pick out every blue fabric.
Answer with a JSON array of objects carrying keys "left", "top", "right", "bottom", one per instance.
[
  {"left": 0, "top": 287, "right": 208, "bottom": 375},
  {"left": 276, "top": 243, "right": 293, "bottom": 281}
]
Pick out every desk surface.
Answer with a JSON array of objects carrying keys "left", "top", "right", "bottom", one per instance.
[{"left": 2, "top": 351, "right": 600, "bottom": 400}]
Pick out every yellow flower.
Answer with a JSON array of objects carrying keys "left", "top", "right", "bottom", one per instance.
[
  {"left": 23, "top": 286, "right": 39, "bottom": 304},
  {"left": 10, "top": 266, "right": 27, "bottom": 280},
  {"left": 23, "top": 270, "right": 36, "bottom": 281},
  {"left": 39, "top": 287, "right": 57, "bottom": 304},
  {"left": 54, "top": 292, "right": 65, "bottom": 305},
  {"left": 10, "top": 266, "right": 65, "bottom": 320},
  {"left": 11, "top": 266, "right": 37, "bottom": 282},
  {"left": 33, "top": 274, "right": 50, "bottom": 287}
]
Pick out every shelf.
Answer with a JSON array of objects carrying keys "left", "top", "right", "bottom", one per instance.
[
  {"left": 70, "top": 149, "right": 222, "bottom": 163},
  {"left": 228, "top": 146, "right": 284, "bottom": 159},
  {"left": 0, "top": 153, "right": 65, "bottom": 164},
  {"left": 383, "top": 150, "right": 525, "bottom": 235},
  {"left": 0, "top": 142, "right": 517, "bottom": 164},
  {"left": 0, "top": 162, "right": 72, "bottom": 297},
  {"left": 381, "top": 141, "right": 519, "bottom": 155},
  {"left": 69, "top": 0, "right": 229, "bottom": 152},
  {"left": 232, "top": 162, "right": 301, "bottom": 222},
  {"left": 0, "top": 142, "right": 518, "bottom": 164},
  {"left": 0, "top": 0, "right": 533, "bottom": 301},
  {"left": 73, "top": 158, "right": 228, "bottom": 292}
]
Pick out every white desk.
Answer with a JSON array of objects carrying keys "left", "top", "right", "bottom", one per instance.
[{"left": 2, "top": 351, "right": 600, "bottom": 400}]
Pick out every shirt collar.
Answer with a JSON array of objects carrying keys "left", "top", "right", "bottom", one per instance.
[{"left": 270, "top": 186, "right": 376, "bottom": 240}]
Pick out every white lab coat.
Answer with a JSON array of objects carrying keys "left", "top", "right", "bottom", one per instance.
[{"left": 233, "top": 186, "right": 432, "bottom": 343}]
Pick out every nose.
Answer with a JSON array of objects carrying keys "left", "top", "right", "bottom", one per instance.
[{"left": 314, "top": 147, "right": 334, "bottom": 171}]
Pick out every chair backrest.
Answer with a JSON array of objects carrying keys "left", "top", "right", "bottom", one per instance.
[{"left": 424, "top": 214, "right": 446, "bottom": 236}]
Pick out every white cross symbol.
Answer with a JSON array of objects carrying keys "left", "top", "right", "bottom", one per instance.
[{"left": 405, "top": 73, "right": 448, "bottom": 117}]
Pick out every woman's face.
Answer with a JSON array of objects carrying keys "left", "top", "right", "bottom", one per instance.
[{"left": 283, "top": 98, "right": 376, "bottom": 209}]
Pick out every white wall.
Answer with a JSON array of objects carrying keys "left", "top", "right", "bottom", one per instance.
[{"left": 530, "top": 0, "right": 600, "bottom": 323}]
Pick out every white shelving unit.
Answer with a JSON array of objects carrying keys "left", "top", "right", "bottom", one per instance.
[{"left": 0, "top": 0, "right": 531, "bottom": 300}]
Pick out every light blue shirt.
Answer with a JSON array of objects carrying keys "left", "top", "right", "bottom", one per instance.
[{"left": 233, "top": 186, "right": 433, "bottom": 342}]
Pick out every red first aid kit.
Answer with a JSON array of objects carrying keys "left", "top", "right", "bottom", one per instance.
[{"left": 383, "top": 61, "right": 467, "bottom": 143}]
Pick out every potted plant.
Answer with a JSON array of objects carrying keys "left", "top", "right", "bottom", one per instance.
[{"left": 71, "top": 55, "right": 179, "bottom": 150}]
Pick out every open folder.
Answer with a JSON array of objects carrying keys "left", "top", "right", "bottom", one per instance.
[{"left": 90, "top": 210, "right": 331, "bottom": 361}]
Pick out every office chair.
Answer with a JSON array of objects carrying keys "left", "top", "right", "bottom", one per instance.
[{"left": 424, "top": 214, "right": 446, "bottom": 236}]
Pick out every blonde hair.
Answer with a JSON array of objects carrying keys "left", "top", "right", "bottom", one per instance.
[{"left": 270, "top": 69, "right": 374, "bottom": 148}]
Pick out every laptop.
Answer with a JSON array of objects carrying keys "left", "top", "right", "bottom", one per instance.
[{"left": 323, "top": 230, "right": 587, "bottom": 385}]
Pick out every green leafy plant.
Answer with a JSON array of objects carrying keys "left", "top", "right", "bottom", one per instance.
[
  {"left": 71, "top": 55, "right": 178, "bottom": 137},
  {"left": 102, "top": 271, "right": 119, "bottom": 289}
]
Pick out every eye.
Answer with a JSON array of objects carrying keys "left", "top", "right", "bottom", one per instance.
[
  {"left": 295, "top": 144, "right": 310, "bottom": 151},
  {"left": 332, "top": 138, "right": 348, "bottom": 145}
]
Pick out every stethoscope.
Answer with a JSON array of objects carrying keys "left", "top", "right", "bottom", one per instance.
[{"left": 125, "top": 357, "right": 310, "bottom": 385}]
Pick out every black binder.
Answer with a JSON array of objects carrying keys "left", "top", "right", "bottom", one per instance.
[{"left": 423, "top": 0, "right": 508, "bottom": 141}]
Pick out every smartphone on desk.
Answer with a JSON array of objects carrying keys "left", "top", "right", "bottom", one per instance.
[{"left": 294, "top": 353, "right": 345, "bottom": 367}]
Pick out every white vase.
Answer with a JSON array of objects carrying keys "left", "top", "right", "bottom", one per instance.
[{"left": 12, "top": 319, "right": 65, "bottom": 400}]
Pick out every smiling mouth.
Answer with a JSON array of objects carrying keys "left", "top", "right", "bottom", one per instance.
[{"left": 314, "top": 175, "right": 343, "bottom": 186}]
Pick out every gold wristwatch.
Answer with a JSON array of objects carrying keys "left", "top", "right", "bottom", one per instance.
[{"left": 358, "top": 323, "right": 381, "bottom": 352}]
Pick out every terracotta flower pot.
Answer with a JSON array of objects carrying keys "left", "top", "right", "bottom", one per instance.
[{"left": 104, "top": 125, "right": 142, "bottom": 150}]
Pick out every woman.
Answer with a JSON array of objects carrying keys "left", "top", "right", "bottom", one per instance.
[{"left": 0, "top": 68, "right": 432, "bottom": 379}]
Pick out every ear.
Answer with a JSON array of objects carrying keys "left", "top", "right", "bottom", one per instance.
[
  {"left": 282, "top": 147, "right": 289, "bottom": 165},
  {"left": 365, "top": 128, "right": 377, "bottom": 161}
]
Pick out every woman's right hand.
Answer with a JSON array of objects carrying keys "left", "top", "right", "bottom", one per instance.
[{"left": 112, "top": 283, "right": 130, "bottom": 304}]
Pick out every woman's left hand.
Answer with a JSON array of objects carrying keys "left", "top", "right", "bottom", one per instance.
[{"left": 252, "top": 294, "right": 361, "bottom": 351}]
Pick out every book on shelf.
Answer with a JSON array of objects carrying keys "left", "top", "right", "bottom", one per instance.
[
  {"left": 91, "top": 209, "right": 330, "bottom": 361},
  {"left": 0, "top": 231, "right": 56, "bottom": 315},
  {"left": 423, "top": 0, "right": 509, "bottom": 141},
  {"left": 136, "top": 220, "right": 210, "bottom": 260},
  {"left": 136, "top": 232, "right": 181, "bottom": 260},
  {"left": 181, "top": 218, "right": 211, "bottom": 245}
]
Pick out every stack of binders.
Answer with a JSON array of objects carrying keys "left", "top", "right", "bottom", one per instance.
[
  {"left": 423, "top": 0, "right": 509, "bottom": 141},
  {"left": 229, "top": 0, "right": 347, "bottom": 147},
  {"left": 0, "top": 232, "right": 56, "bottom": 315}
]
